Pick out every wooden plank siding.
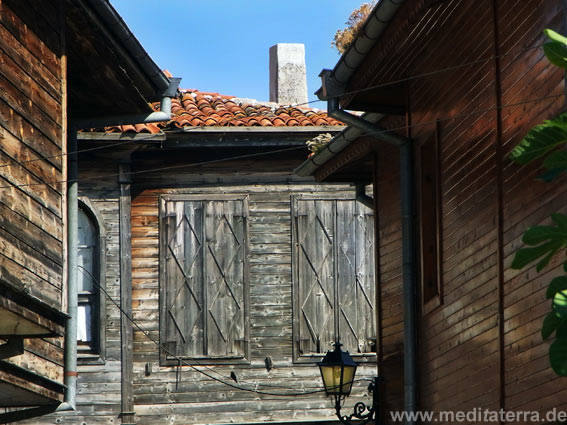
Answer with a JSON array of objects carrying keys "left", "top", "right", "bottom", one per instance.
[
  {"left": 335, "top": 0, "right": 567, "bottom": 422},
  {"left": 498, "top": 0, "right": 567, "bottom": 416},
  {"left": 45, "top": 158, "right": 379, "bottom": 424},
  {"left": 0, "top": 0, "right": 65, "bottom": 401},
  {"left": 130, "top": 179, "right": 377, "bottom": 424}
]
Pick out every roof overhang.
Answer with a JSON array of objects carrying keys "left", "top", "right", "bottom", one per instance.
[
  {"left": 0, "top": 281, "right": 67, "bottom": 338},
  {"left": 78, "top": 126, "right": 345, "bottom": 152},
  {"left": 65, "top": 0, "right": 171, "bottom": 120},
  {"left": 301, "top": 0, "right": 419, "bottom": 181},
  {"left": 315, "top": 0, "right": 408, "bottom": 112},
  {"left": 0, "top": 362, "right": 65, "bottom": 407},
  {"left": 295, "top": 113, "right": 382, "bottom": 182}
]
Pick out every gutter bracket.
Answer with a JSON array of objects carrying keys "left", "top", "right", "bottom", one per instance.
[{"left": 317, "top": 69, "right": 346, "bottom": 101}]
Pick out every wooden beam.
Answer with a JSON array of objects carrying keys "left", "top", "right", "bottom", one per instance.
[
  {"left": 119, "top": 162, "right": 134, "bottom": 424},
  {"left": 0, "top": 337, "right": 24, "bottom": 359}
]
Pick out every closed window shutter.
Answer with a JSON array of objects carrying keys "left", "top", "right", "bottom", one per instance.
[
  {"left": 163, "top": 198, "right": 247, "bottom": 358},
  {"left": 164, "top": 200, "right": 205, "bottom": 356},
  {"left": 295, "top": 199, "right": 336, "bottom": 355},
  {"left": 294, "top": 198, "right": 375, "bottom": 357},
  {"left": 336, "top": 200, "right": 375, "bottom": 354},
  {"left": 204, "top": 200, "right": 246, "bottom": 357}
]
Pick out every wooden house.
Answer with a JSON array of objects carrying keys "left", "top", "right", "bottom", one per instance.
[
  {"left": 0, "top": 0, "right": 172, "bottom": 422},
  {"left": 15, "top": 43, "right": 381, "bottom": 425},
  {"left": 296, "top": 0, "right": 567, "bottom": 423},
  {"left": 36, "top": 81, "right": 383, "bottom": 424}
]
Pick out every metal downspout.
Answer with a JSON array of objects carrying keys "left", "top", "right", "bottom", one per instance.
[
  {"left": 326, "top": 98, "right": 418, "bottom": 424},
  {"left": 399, "top": 140, "right": 417, "bottom": 421},
  {"left": 355, "top": 183, "right": 374, "bottom": 210},
  {"left": 75, "top": 79, "right": 180, "bottom": 130},
  {"left": 57, "top": 126, "right": 79, "bottom": 412},
  {"left": 58, "top": 78, "right": 180, "bottom": 413}
]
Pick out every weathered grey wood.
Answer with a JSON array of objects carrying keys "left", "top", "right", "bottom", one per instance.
[
  {"left": 162, "top": 196, "right": 249, "bottom": 361},
  {"left": 119, "top": 162, "right": 134, "bottom": 424},
  {"left": 292, "top": 197, "right": 376, "bottom": 359},
  {"left": 53, "top": 173, "right": 378, "bottom": 424}
]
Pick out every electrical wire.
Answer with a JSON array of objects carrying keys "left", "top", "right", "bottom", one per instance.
[
  {"left": 14, "top": 42, "right": 554, "bottom": 395},
  {"left": 0, "top": 41, "right": 547, "bottom": 173},
  {"left": 257, "top": 43, "right": 544, "bottom": 109},
  {"left": 326, "top": 44, "right": 544, "bottom": 101},
  {"left": 0, "top": 90, "right": 563, "bottom": 191},
  {"left": 77, "top": 267, "right": 367, "bottom": 397},
  {"left": 0, "top": 135, "right": 163, "bottom": 171},
  {"left": 0, "top": 145, "right": 308, "bottom": 190}
]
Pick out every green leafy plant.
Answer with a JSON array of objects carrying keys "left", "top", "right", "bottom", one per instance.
[{"left": 510, "top": 28, "right": 567, "bottom": 376}]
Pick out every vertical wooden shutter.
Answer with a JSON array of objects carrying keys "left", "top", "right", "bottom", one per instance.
[
  {"left": 336, "top": 200, "right": 375, "bottom": 354},
  {"left": 163, "top": 198, "right": 247, "bottom": 358},
  {"left": 204, "top": 200, "right": 246, "bottom": 357},
  {"left": 294, "top": 198, "right": 375, "bottom": 356},
  {"left": 164, "top": 200, "right": 205, "bottom": 356},
  {"left": 295, "top": 199, "right": 336, "bottom": 355}
]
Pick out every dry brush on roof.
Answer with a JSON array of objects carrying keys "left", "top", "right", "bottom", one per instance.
[{"left": 332, "top": 2, "right": 377, "bottom": 54}]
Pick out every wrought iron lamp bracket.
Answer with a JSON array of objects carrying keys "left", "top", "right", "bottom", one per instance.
[{"left": 334, "top": 377, "right": 379, "bottom": 425}]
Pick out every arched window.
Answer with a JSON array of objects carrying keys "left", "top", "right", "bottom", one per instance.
[{"left": 77, "top": 202, "right": 105, "bottom": 358}]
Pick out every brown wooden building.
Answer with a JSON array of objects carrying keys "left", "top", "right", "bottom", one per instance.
[
  {"left": 15, "top": 88, "right": 382, "bottom": 424},
  {"left": 296, "top": 0, "right": 567, "bottom": 423},
  {"left": 0, "top": 0, "right": 171, "bottom": 422}
]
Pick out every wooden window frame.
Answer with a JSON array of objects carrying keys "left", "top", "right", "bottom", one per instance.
[
  {"left": 77, "top": 198, "right": 106, "bottom": 364},
  {"left": 291, "top": 194, "right": 377, "bottom": 364},
  {"left": 159, "top": 194, "right": 251, "bottom": 366},
  {"left": 417, "top": 121, "right": 444, "bottom": 315}
]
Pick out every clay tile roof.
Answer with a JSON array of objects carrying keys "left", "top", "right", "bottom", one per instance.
[{"left": 99, "top": 89, "right": 344, "bottom": 134}]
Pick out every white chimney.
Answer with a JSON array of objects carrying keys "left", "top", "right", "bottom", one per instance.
[{"left": 269, "top": 43, "right": 308, "bottom": 105}]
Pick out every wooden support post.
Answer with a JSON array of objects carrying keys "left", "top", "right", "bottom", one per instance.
[{"left": 119, "top": 162, "right": 134, "bottom": 423}]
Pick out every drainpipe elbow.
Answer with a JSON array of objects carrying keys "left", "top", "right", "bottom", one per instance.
[
  {"left": 55, "top": 401, "right": 75, "bottom": 412},
  {"left": 355, "top": 183, "right": 374, "bottom": 210}
]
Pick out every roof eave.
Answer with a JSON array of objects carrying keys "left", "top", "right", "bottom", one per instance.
[
  {"left": 305, "top": 0, "right": 405, "bottom": 179},
  {"left": 294, "top": 113, "right": 383, "bottom": 178},
  {"left": 84, "top": 0, "right": 170, "bottom": 96},
  {"left": 316, "top": 0, "right": 406, "bottom": 99}
]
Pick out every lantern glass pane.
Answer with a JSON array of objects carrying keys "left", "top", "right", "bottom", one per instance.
[
  {"left": 320, "top": 365, "right": 343, "bottom": 395},
  {"left": 341, "top": 365, "right": 357, "bottom": 394}
]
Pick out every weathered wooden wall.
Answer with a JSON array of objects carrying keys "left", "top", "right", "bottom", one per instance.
[
  {"left": 355, "top": 0, "right": 567, "bottom": 421},
  {"left": 0, "top": 0, "right": 65, "bottom": 391},
  {"left": 130, "top": 171, "right": 377, "bottom": 424},
  {"left": 34, "top": 153, "right": 378, "bottom": 424}
]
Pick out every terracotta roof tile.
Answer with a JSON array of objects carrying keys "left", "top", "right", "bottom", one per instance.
[{"left": 101, "top": 89, "right": 344, "bottom": 134}]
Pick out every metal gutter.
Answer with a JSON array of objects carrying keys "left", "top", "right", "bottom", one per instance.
[
  {"left": 75, "top": 78, "right": 181, "bottom": 130},
  {"left": 317, "top": 0, "right": 406, "bottom": 98},
  {"left": 84, "top": 0, "right": 171, "bottom": 94},
  {"left": 294, "top": 112, "right": 384, "bottom": 177}
]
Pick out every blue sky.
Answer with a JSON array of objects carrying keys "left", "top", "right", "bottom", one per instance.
[{"left": 110, "top": 1, "right": 363, "bottom": 105}]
